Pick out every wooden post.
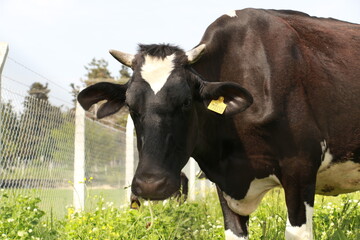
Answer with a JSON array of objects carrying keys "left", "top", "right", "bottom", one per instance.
[
  {"left": 125, "top": 114, "right": 134, "bottom": 203},
  {"left": 73, "top": 99, "right": 85, "bottom": 211}
]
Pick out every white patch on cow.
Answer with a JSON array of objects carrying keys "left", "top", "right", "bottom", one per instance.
[
  {"left": 316, "top": 141, "right": 360, "bottom": 195},
  {"left": 140, "top": 54, "right": 175, "bottom": 94},
  {"left": 223, "top": 175, "right": 281, "bottom": 216},
  {"left": 319, "top": 140, "right": 333, "bottom": 172},
  {"left": 226, "top": 10, "right": 238, "bottom": 18},
  {"left": 225, "top": 229, "right": 248, "bottom": 240},
  {"left": 285, "top": 203, "right": 313, "bottom": 240},
  {"left": 316, "top": 160, "right": 360, "bottom": 195}
]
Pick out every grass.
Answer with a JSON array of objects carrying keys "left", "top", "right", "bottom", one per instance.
[
  {"left": 0, "top": 188, "right": 359, "bottom": 239},
  {"left": 3, "top": 188, "right": 126, "bottom": 218}
]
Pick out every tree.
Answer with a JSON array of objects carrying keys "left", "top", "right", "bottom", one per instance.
[
  {"left": 84, "top": 58, "right": 113, "bottom": 86},
  {"left": 70, "top": 83, "right": 80, "bottom": 108},
  {"left": 17, "top": 82, "right": 63, "bottom": 162},
  {"left": 0, "top": 101, "right": 19, "bottom": 168},
  {"left": 81, "top": 58, "right": 131, "bottom": 128},
  {"left": 119, "top": 65, "right": 131, "bottom": 82},
  {"left": 27, "top": 82, "right": 50, "bottom": 101}
]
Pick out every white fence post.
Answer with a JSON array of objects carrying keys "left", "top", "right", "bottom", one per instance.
[
  {"left": 200, "top": 177, "right": 206, "bottom": 198},
  {"left": 125, "top": 114, "right": 134, "bottom": 203},
  {"left": 0, "top": 42, "right": 9, "bottom": 175},
  {"left": 189, "top": 157, "right": 196, "bottom": 201},
  {"left": 73, "top": 100, "right": 85, "bottom": 211},
  {"left": 0, "top": 42, "right": 8, "bottom": 89}
]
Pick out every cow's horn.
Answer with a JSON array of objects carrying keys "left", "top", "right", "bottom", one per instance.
[
  {"left": 186, "top": 44, "right": 206, "bottom": 64},
  {"left": 109, "top": 49, "right": 134, "bottom": 67}
]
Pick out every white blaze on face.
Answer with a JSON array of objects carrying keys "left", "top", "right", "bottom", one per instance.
[
  {"left": 140, "top": 54, "right": 175, "bottom": 94},
  {"left": 285, "top": 203, "right": 314, "bottom": 240}
]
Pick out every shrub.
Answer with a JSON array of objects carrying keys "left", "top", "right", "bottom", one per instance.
[{"left": 0, "top": 190, "right": 48, "bottom": 240}]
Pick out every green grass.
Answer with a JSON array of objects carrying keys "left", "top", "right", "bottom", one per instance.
[
  {"left": 4, "top": 188, "right": 127, "bottom": 218},
  {"left": 0, "top": 189, "right": 359, "bottom": 239}
]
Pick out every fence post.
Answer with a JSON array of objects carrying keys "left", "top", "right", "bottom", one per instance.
[
  {"left": 73, "top": 100, "right": 85, "bottom": 211},
  {"left": 0, "top": 42, "right": 8, "bottom": 89},
  {"left": 188, "top": 158, "right": 196, "bottom": 201},
  {"left": 0, "top": 42, "right": 9, "bottom": 175},
  {"left": 125, "top": 114, "right": 134, "bottom": 203}
]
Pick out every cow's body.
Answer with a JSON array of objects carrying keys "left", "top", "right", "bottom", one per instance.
[{"left": 78, "top": 9, "right": 360, "bottom": 240}]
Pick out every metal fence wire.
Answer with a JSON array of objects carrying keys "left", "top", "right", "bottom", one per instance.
[
  {"left": 0, "top": 91, "right": 75, "bottom": 190},
  {"left": 0, "top": 46, "right": 213, "bottom": 217},
  {"left": 0, "top": 88, "right": 140, "bottom": 216}
]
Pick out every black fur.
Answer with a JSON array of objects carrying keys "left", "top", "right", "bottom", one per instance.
[{"left": 138, "top": 44, "right": 184, "bottom": 59}]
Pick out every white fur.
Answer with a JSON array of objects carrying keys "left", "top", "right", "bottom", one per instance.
[
  {"left": 223, "top": 175, "right": 281, "bottom": 216},
  {"left": 316, "top": 160, "right": 360, "bottom": 195},
  {"left": 140, "top": 54, "right": 175, "bottom": 94},
  {"left": 225, "top": 229, "right": 248, "bottom": 240},
  {"left": 319, "top": 140, "right": 333, "bottom": 171},
  {"left": 226, "top": 10, "right": 238, "bottom": 18},
  {"left": 316, "top": 140, "right": 360, "bottom": 195},
  {"left": 285, "top": 203, "right": 313, "bottom": 240}
]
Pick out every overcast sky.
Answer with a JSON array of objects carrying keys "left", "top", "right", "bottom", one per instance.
[{"left": 1, "top": 0, "right": 359, "bottom": 108}]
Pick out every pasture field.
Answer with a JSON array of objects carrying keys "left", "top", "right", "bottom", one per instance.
[
  {"left": 2, "top": 188, "right": 126, "bottom": 217},
  {"left": 0, "top": 188, "right": 359, "bottom": 239}
]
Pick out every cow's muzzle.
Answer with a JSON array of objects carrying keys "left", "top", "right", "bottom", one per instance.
[{"left": 131, "top": 175, "right": 179, "bottom": 200}]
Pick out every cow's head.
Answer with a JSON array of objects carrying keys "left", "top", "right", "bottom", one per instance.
[{"left": 77, "top": 44, "right": 253, "bottom": 200}]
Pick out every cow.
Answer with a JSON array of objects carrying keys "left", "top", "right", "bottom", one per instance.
[{"left": 77, "top": 8, "right": 360, "bottom": 240}]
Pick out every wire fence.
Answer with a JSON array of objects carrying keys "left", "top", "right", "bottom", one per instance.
[{"left": 0, "top": 43, "right": 213, "bottom": 217}]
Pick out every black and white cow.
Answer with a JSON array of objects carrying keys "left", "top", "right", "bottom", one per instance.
[{"left": 78, "top": 9, "right": 360, "bottom": 240}]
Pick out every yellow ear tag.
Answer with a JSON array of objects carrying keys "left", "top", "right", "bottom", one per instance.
[{"left": 207, "top": 96, "right": 227, "bottom": 114}]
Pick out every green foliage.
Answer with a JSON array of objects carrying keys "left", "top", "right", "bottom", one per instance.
[
  {"left": 314, "top": 194, "right": 360, "bottom": 240},
  {"left": 17, "top": 82, "right": 64, "bottom": 162},
  {"left": 0, "top": 189, "right": 359, "bottom": 240},
  {"left": 0, "top": 190, "right": 49, "bottom": 240},
  {"left": 81, "top": 57, "right": 130, "bottom": 128},
  {"left": 58, "top": 193, "right": 224, "bottom": 240},
  {"left": 85, "top": 58, "right": 112, "bottom": 79},
  {"left": 119, "top": 65, "right": 131, "bottom": 82},
  {"left": 0, "top": 101, "right": 19, "bottom": 167},
  {"left": 84, "top": 58, "right": 113, "bottom": 86},
  {"left": 27, "top": 82, "right": 50, "bottom": 101}
]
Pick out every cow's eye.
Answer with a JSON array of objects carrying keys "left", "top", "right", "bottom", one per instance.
[{"left": 183, "top": 98, "right": 192, "bottom": 108}]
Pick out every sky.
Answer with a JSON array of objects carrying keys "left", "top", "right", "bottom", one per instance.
[{"left": 0, "top": 0, "right": 359, "bottom": 109}]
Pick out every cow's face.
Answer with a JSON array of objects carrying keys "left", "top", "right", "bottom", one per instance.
[{"left": 77, "top": 44, "right": 253, "bottom": 200}]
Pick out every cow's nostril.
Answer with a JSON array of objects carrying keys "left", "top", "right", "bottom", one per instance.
[{"left": 132, "top": 176, "right": 169, "bottom": 199}]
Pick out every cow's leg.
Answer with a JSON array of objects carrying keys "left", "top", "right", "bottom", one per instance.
[
  {"left": 282, "top": 175, "right": 316, "bottom": 240},
  {"left": 216, "top": 185, "right": 249, "bottom": 240}
]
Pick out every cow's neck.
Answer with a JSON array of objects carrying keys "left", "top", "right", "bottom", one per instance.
[{"left": 191, "top": 109, "right": 255, "bottom": 198}]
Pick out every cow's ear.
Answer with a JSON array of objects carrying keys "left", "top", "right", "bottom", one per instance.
[
  {"left": 199, "top": 82, "right": 253, "bottom": 116},
  {"left": 77, "top": 82, "right": 128, "bottom": 119}
]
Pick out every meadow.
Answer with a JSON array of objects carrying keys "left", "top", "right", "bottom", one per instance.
[{"left": 0, "top": 188, "right": 359, "bottom": 240}]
